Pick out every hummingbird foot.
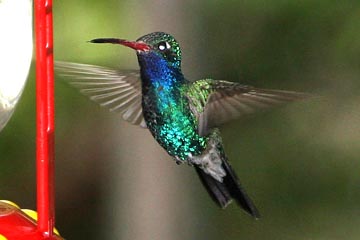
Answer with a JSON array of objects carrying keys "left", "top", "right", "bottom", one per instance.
[{"left": 175, "top": 157, "right": 183, "bottom": 165}]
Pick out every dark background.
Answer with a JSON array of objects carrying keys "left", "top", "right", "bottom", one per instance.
[{"left": 1, "top": 1, "right": 360, "bottom": 239}]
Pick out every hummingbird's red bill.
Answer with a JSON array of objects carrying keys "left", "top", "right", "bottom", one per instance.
[{"left": 89, "top": 38, "right": 150, "bottom": 51}]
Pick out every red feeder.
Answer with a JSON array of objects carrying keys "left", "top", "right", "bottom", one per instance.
[{"left": 0, "top": 0, "right": 63, "bottom": 238}]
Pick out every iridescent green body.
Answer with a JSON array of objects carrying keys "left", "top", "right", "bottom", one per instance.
[{"left": 142, "top": 80, "right": 209, "bottom": 161}]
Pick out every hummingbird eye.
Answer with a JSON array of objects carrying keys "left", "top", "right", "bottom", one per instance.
[{"left": 157, "top": 41, "right": 171, "bottom": 51}]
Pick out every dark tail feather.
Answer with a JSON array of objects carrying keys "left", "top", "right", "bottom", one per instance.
[
  {"left": 195, "top": 166, "right": 232, "bottom": 208},
  {"left": 195, "top": 161, "right": 260, "bottom": 218},
  {"left": 222, "top": 160, "right": 260, "bottom": 218}
]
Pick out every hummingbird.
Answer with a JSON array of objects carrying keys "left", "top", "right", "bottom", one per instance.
[{"left": 56, "top": 32, "right": 309, "bottom": 218}]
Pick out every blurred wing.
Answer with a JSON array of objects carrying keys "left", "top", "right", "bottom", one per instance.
[
  {"left": 187, "top": 79, "right": 310, "bottom": 136},
  {"left": 55, "top": 61, "right": 146, "bottom": 127}
]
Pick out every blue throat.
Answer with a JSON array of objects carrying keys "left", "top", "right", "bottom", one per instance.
[
  {"left": 138, "top": 52, "right": 207, "bottom": 160},
  {"left": 138, "top": 52, "right": 185, "bottom": 90}
]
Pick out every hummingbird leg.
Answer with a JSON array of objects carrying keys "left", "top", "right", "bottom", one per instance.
[{"left": 174, "top": 156, "right": 183, "bottom": 165}]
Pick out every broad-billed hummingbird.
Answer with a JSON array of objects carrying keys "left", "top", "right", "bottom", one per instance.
[{"left": 56, "top": 32, "right": 309, "bottom": 218}]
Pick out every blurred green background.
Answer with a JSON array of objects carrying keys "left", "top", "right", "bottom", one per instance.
[{"left": 1, "top": 0, "right": 360, "bottom": 239}]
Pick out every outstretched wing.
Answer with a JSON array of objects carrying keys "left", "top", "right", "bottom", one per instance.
[
  {"left": 55, "top": 61, "right": 146, "bottom": 127},
  {"left": 186, "top": 79, "right": 310, "bottom": 136}
]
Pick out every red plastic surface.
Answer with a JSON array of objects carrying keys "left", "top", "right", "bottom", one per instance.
[{"left": 0, "top": 202, "right": 62, "bottom": 240}]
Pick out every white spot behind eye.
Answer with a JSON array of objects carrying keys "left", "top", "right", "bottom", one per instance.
[{"left": 158, "top": 41, "right": 171, "bottom": 51}]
